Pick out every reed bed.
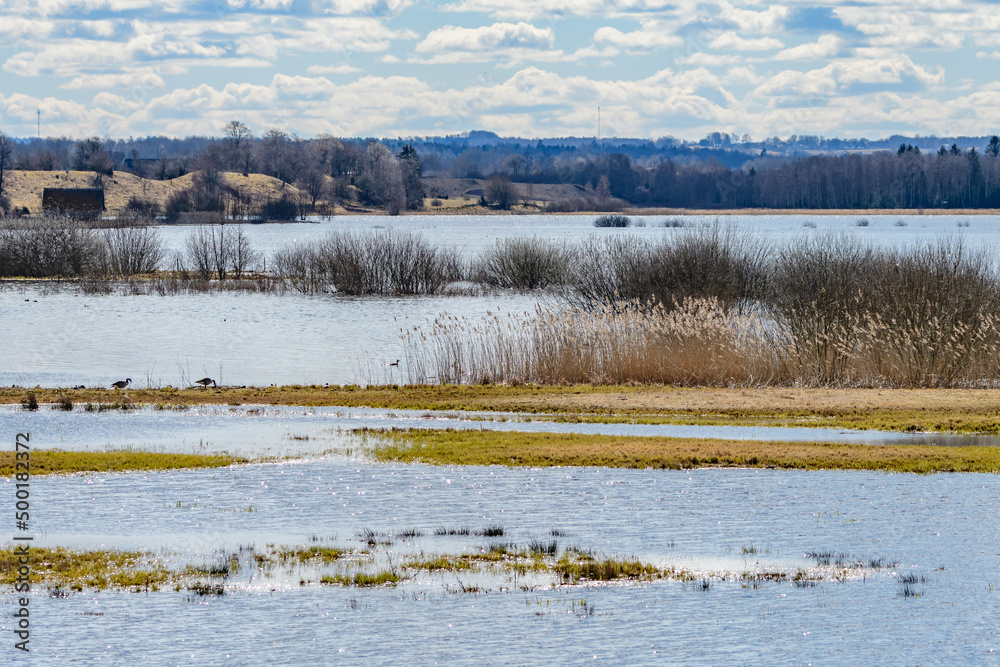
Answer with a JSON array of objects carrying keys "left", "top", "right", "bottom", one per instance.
[
  {"left": 404, "top": 298, "right": 784, "bottom": 386},
  {"left": 404, "top": 234, "right": 1000, "bottom": 388}
]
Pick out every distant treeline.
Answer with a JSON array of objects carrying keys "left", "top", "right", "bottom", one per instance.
[{"left": 5, "top": 124, "right": 1000, "bottom": 211}]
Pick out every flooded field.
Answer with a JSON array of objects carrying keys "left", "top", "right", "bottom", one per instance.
[
  {"left": 4, "top": 214, "right": 1000, "bottom": 663},
  {"left": 2, "top": 429, "right": 999, "bottom": 664},
  {"left": 155, "top": 212, "right": 1000, "bottom": 259},
  {"left": 0, "top": 289, "right": 542, "bottom": 388}
]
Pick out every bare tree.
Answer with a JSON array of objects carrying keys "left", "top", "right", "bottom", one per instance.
[
  {"left": 0, "top": 132, "right": 12, "bottom": 202},
  {"left": 223, "top": 121, "right": 253, "bottom": 173},
  {"left": 485, "top": 173, "right": 518, "bottom": 210}
]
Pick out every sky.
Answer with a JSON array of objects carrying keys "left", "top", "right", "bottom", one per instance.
[{"left": 0, "top": 0, "right": 997, "bottom": 140}]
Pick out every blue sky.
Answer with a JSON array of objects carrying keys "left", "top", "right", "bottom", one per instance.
[{"left": 0, "top": 0, "right": 996, "bottom": 140}]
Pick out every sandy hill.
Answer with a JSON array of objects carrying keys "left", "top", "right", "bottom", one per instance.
[{"left": 5, "top": 170, "right": 305, "bottom": 214}]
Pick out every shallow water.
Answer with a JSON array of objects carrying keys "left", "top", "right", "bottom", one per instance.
[
  {"left": 4, "top": 404, "right": 1000, "bottom": 458},
  {"left": 4, "top": 213, "right": 1000, "bottom": 663},
  {"left": 3, "top": 459, "right": 999, "bottom": 664},
  {"left": 0, "top": 288, "right": 541, "bottom": 388}
]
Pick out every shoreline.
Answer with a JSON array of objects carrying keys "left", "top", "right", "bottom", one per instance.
[{"left": 7, "top": 384, "right": 1000, "bottom": 433}]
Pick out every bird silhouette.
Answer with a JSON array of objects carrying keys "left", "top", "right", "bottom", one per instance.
[
  {"left": 195, "top": 378, "right": 217, "bottom": 389},
  {"left": 386, "top": 359, "right": 400, "bottom": 367},
  {"left": 111, "top": 378, "right": 131, "bottom": 390}
]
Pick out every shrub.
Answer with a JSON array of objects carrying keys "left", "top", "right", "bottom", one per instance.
[
  {"left": 593, "top": 214, "right": 631, "bottom": 228},
  {"left": 470, "top": 237, "right": 572, "bottom": 289},
  {"left": 260, "top": 196, "right": 298, "bottom": 221},
  {"left": 275, "top": 229, "right": 459, "bottom": 295}
]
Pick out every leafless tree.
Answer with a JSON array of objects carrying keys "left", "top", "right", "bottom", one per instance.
[
  {"left": 0, "top": 132, "right": 13, "bottom": 202},
  {"left": 485, "top": 173, "right": 518, "bottom": 210}
]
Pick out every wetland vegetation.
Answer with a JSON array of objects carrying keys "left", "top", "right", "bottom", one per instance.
[
  {"left": 0, "top": 449, "right": 253, "bottom": 476},
  {"left": 366, "top": 428, "right": 1000, "bottom": 473},
  {"left": 8, "top": 383, "right": 1000, "bottom": 433}
]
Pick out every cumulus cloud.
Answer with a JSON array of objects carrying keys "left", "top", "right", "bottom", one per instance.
[
  {"left": 710, "top": 31, "right": 783, "bottom": 51},
  {"left": 754, "top": 56, "right": 944, "bottom": 97},
  {"left": 774, "top": 35, "right": 841, "bottom": 61},
  {"left": 593, "top": 23, "right": 683, "bottom": 50},
  {"left": 417, "top": 22, "right": 553, "bottom": 53},
  {"left": 413, "top": 22, "right": 560, "bottom": 64}
]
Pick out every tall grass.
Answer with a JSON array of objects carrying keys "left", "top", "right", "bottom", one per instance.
[
  {"left": 405, "top": 235, "right": 1000, "bottom": 387},
  {"left": 769, "top": 235, "right": 1000, "bottom": 386},
  {"left": 404, "top": 298, "right": 785, "bottom": 386}
]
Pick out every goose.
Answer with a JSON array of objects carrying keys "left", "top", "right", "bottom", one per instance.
[
  {"left": 111, "top": 378, "right": 131, "bottom": 390},
  {"left": 195, "top": 378, "right": 217, "bottom": 389},
  {"left": 386, "top": 359, "right": 400, "bottom": 367}
]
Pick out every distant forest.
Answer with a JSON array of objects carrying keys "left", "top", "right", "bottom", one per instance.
[{"left": 4, "top": 125, "right": 1000, "bottom": 210}]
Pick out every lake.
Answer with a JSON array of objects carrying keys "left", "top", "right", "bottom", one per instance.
[{"left": 4, "top": 213, "right": 1000, "bottom": 389}]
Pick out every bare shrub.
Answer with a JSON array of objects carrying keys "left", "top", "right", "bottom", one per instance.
[
  {"left": 471, "top": 236, "right": 572, "bottom": 289},
  {"left": 275, "top": 230, "right": 458, "bottom": 295},
  {"left": 593, "top": 214, "right": 631, "bottom": 228},
  {"left": 567, "top": 225, "right": 767, "bottom": 312},
  {"left": 0, "top": 217, "right": 102, "bottom": 277},
  {"left": 184, "top": 224, "right": 259, "bottom": 281},
  {"left": 273, "top": 242, "right": 324, "bottom": 293},
  {"left": 102, "top": 224, "right": 164, "bottom": 276}
]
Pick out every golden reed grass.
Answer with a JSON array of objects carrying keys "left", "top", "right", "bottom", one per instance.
[{"left": 402, "top": 295, "right": 1000, "bottom": 388}]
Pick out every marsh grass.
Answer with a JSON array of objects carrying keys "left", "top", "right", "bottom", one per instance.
[
  {"left": 0, "top": 450, "right": 249, "bottom": 476},
  {"left": 369, "top": 428, "right": 1000, "bottom": 473},
  {"left": 21, "top": 392, "right": 37, "bottom": 411},
  {"left": 321, "top": 571, "right": 402, "bottom": 587},
  {"left": 404, "top": 234, "right": 1000, "bottom": 388},
  {"left": 0, "top": 547, "right": 171, "bottom": 592}
]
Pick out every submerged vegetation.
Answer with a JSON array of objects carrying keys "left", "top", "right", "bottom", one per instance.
[{"left": 367, "top": 428, "right": 1000, "bottom": 474}]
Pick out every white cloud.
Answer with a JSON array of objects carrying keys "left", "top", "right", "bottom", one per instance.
[
  {"left": 61, "top": 70, "right": 166, "bottom": 90},
  {"left": 593, "top": 23, "right": 683, "bottom": 50},
  {"left": 440, "top": 0, "right": 674, "bottom": 21},
  {"left": 754, "top": 56, "right": 945, "bottom": 97},
  {"left": 710, "top": 31, "right": 783, "bottom": 51},
  {"left": 306, "top": 64, "right": 363, "bottom": 74},
  {"left": 774, "top": 35, "right": 841, "bottom": 61},
  {"left": 417, "top": 22, "right": 553, "bottom": 53}
]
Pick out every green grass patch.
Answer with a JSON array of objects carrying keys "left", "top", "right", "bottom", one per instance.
[
  {"left": 320, "top": 571, "right": 402, "bottom": 587},
  {"left": 0, "top": 547, "right": 171, "bottom": 591},
  {"left": 0, "top": 450, "right": 252, "bottom": 476},
  {"left": 367, "top": 428, "right": 1000, "bottom": 474}
]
